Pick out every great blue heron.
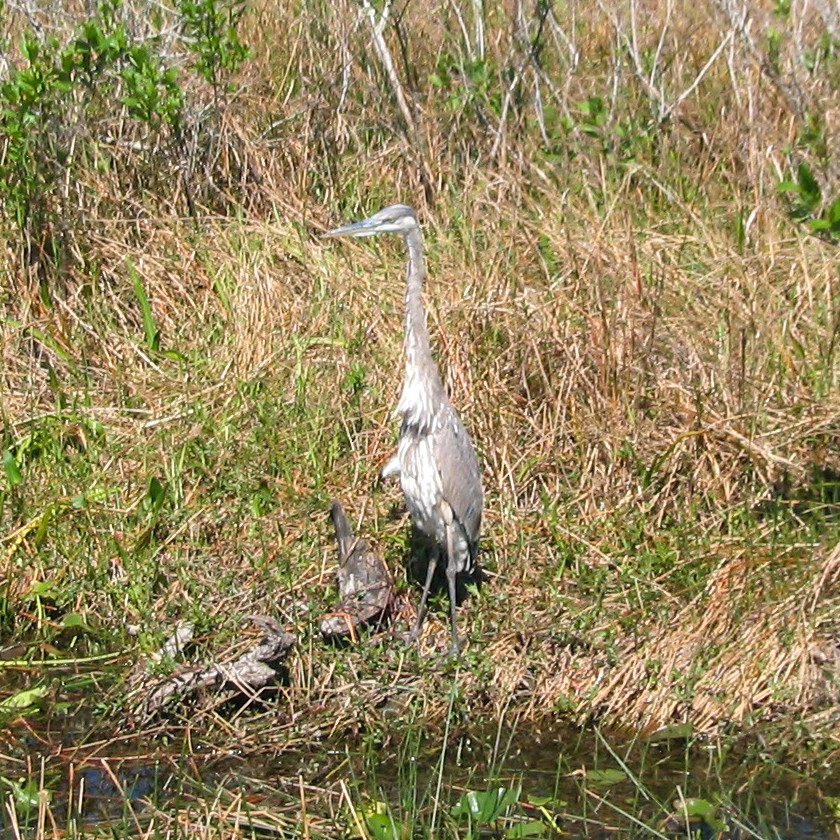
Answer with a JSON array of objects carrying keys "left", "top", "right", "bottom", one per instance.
[{"left": 322, "top": 204, "right": 484, "bottom": 654}]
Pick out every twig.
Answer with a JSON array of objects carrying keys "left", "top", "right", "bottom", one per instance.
[
  {"left": 358, "top": 0, "right": 433, "bottom": 197},
  {"left": 600, "top": 0, "right": 735, "bottom": 124}
]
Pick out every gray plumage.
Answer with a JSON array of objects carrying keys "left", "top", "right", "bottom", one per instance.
[
  {"left": 331, "top": 498, "right": 356, "bottom": 558},
  {"left": 323, "top": 204, "right": 483, "bottom": 654},
  {"left": 320, "top": 499, "right": 393, "bottom": 640}
]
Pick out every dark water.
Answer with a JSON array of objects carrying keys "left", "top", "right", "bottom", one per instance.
[
  {"left": 329, "top": 719, "right": 837, "bottom": 839},
  {"left": 1, "top": 679, "right": 838, "bottom": 839}
]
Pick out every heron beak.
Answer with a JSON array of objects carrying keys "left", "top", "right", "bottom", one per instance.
[{"left": 320, "top": 216, "right": 381, "bottom": 239}]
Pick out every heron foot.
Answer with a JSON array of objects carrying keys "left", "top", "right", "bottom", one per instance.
[
  {"left": 448, "top": 631, "right": 464, "bottom": 658},
  {"left": 395, "top": 625, "right": 421, "bottom": 647},
  {"left": 401, "top": 623, "right": 463, "bottom": 657}
]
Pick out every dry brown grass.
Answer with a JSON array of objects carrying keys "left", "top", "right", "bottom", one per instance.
[{"left": 1, "top": 0, "right": 839, "bottom": 759}]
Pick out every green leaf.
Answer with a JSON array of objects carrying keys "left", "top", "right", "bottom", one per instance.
[
  {"left": 452, "top": 786, "right": 521, "bottom": 824},
  {"left": 0, "top": 685, "right": 49, "bottom": 713},
  {"left": 29, "top": 580, "right": 57, "bottom": 598},
  {"left": 681, "top": 798, "right": 715, "bottom": 819},
  {"left": 2, "top": 449, "right": 23, "bottom": 486},
  {"left": 584, "top": 768, "right": 627, "bottom": 785},
  {"left": 128, "top": 259, "right": 160, "bottom": 351},
  {"left": 21, "top": 37, "right": 39, "bottom": 63},
  {"left": 797, "top": 161, "right": 821, "bottom": 206},
  {"left": 33, "top": 506, "right": 53, "bottom": 547},
  {"left": 678, "top": 798, "right": 727, "bottom": 832},
  {"left": 506, "top": 819, "right": 549, "bottom": 838},
  {"left": 0, "top": 776, "right": 42, "bottom": 810},
  {"left": 364, "top": 812, "right": 401, "bottom": 840},
  {"left": 147, "top": 476, "right": 166, "bottom": 511},
  {"left": 61, "top": 612, "right": 88, "bottom": 629},
  {"left": 826, "top": 196, "right": 840, "bottom": 227}
]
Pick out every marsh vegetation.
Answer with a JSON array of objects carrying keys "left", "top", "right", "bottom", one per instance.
[{"left": 1, "top": 0, "right": 840, "bottom": 835}]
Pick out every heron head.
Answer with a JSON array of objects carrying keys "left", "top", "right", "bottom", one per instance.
[{"left": 321, "top": 204, "right": 419, "bottom": 239}]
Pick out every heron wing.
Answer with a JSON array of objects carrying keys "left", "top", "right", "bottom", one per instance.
[{"left": 434, "top": 405, "right": 483, "bottom": 548}]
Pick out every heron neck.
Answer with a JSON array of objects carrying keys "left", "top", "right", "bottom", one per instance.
[{"left": 398, "top": 228, "right": 444, "bottom": 423}]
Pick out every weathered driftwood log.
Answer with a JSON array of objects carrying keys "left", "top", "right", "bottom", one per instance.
[
  {"left": 320, "top": 499, "right": 394, "bottom": 641},
  {"left": 138, "top": 615, "right": 295, "bottom": 718}
]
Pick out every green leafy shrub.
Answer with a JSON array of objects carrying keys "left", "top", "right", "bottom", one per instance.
[
  {"left": 0, "top": 2, "right": 184, "bottom": 272},
  {"left": 177, "top": 0, "right": 251, "bottom": 96},
  {"left": 0, "top": 0, "right": 251, "bottom": 285},
  {"left": 779, "top": 160, "right": 840, "bottom": 241}
]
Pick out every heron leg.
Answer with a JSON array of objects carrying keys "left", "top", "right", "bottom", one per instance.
[
  {"left": 445, "top": 522, "right": 460, "bottom": 656},
  {"left": 411, "top": 545, "right": 438, "bottom": 641}
]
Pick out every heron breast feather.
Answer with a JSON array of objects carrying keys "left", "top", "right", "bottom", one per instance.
[{"left": 398, "top": 436, "right": 446, "bottom": 539}]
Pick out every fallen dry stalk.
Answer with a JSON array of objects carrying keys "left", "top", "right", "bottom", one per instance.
[{"left": 136, "top": 617, "right": 295, "bottom": 719}]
